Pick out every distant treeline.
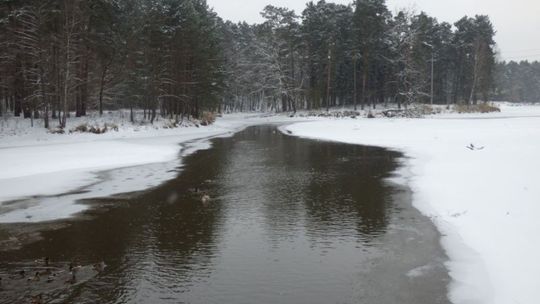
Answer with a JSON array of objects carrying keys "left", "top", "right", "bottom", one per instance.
[
  {"left": 493, "top": 61, "right": 540, "bottom": 103},
  {"left": 223, "top": 1, "right": 499, "bottom": 112},
  {"left": 0, "top": 0, "right": 537, "bottom": 128}
]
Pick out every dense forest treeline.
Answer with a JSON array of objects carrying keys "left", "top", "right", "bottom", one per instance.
[
  {"left": 0, "top": 0, "right": 223, "bottom": 127},
  {"left": 494, "top": 61, "right": 540, "bottom": 103},
  {"left": 0, "top": 0, "right": 538, "bottom": 128}
]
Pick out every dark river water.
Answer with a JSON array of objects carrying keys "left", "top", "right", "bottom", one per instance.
[{"left": 0, "top": 125, "right": 450, "bottom": 304}]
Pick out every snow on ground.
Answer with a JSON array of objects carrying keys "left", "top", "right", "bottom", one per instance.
[
  {"left": 281, "top": 104, "right": 540, "bottom": 304},
  {"left": 0, "top": 112, "right": 301, "bottom": 223},
  {"left": 1, "top": 104, "right": 539, "bottom": 302}
]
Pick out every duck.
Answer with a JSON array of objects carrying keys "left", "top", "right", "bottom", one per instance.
[
  {"left": 92, "top": 261, "right": 106, "bottom": 273},
  {"left": 68, "top": 262, "right": 81, "bottom": 272},
  {"left": 27, "top": 272, "right": 40, "bottom": 282},
  {"left": 31, "top": 294, "right": 43, "bottom": 304},
  {"left": 201, "top": 194, "right": 211, "bottom": 204},
  {"left": 34, "top": 257, "right": 50, "bottom": 266},
  {"left": 188, "top": 187, "right": 200, "bottom": 194},
  {"left": 65, "top": 270, "right": 77, "bottom": 284},
  {"left": 46, "top": 275, "right": 54, "bottom": 283}
]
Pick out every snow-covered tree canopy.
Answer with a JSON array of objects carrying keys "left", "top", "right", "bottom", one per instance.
[{"left": 0, "top": 0, "right": 531, "bottom": 124}]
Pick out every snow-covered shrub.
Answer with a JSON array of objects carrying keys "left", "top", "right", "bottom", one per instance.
[
  {"left": 88, "top": 126, "right": 104, "bottom": 134},
  {"left": 162, "top": 120, "right": 179, "bottom": 129},
  {"left": 305, "top": 111, "right": 361, "bottom": 118},
  {"left": 201, "top": 112, "right": 216, "bottom": 126},
  {"left": 69, "top": 123, "right": 118, "bottom": 134},
  {"left": 416, "top": 105, "right": 442, "bottom": 115},
  {"left": 104, "top": 123, "right": 119, "bottom": 132},
  {"left": 72, "top": 123, "right": 89, "bottom": 133},
  {"left": 478, "top": 103, "right": 501, "bottom": 113},
  {"left": 48, "top": 127, "right": 65, "bottom": 134}
]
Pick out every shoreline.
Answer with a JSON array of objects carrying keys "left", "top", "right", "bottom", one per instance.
[
  {"left": 1, "top": 105, "right": 539, "bottom": 303},
  {"left": 1, "top": 125, "right": 450, "bottom": 303},
  {"left": 0, "top": 114, "right": 304, "bottom": 223},
  {"left": 280, "top": 104, "right": 540, "bottom": 304}
]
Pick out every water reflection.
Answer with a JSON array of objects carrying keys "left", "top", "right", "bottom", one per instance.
[{"left": 0, "top": 125, "right": 448, "bottom": 304}]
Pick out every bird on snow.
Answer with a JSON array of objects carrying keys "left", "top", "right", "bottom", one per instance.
[{"left": 466, "top": 143, "right": 485, "bottom": 151}]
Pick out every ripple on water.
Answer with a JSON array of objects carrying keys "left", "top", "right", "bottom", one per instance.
[{"left": 0, "top": 126, "right": 450, "bottom": 304}]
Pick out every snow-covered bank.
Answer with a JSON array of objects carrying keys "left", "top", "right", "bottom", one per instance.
[
  {"left": 0, "top": 114, "right": 301, "bottom": 223},
  {"left": 281, "top": 104, "right": 540, "bottom": 304}
]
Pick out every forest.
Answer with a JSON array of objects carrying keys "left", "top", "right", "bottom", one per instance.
[
  {"left": 0, "top": 0, "right": 538, "bottom": 128},
  {"left": 493, "top": 60, "right": 540, "bottom": 103}
]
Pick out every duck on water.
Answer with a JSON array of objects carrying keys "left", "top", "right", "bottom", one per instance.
[{"left": 0, "top": 257, "right": 106, "bottom": 303}]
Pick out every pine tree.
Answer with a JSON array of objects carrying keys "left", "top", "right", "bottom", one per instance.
[{"left": 353, "top": 0, "right": 390, "bottom": 109}]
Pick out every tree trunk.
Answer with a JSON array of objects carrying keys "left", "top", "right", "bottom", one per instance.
[
  {"left": 75, "top": 87, "right": 81, "bottom": 117},
  {"left": 291, "top": 96, "right": 297, "bottom": 114},
  {"left": 62, "top": 41, "right": 71, "bottom": 128},
  {"left": 353, "top": 56, "right": 357, "bottom": 111},
  {"left": 469, "top": 41, "right": 481, "bottom": 106},
  {"left": 469, "top": 51, "right": 479, "bottom": 105},
  {"left": 40, "top": 68, "right": 49, "bottom": 129},
  {"left": 361, "top": 70, "right": 367, "bottom": 111},
  {"left": 14, "top": 87, "right": 22, "bottom": 117},
  {"left": 0, "top": 95, "right": 3, "bottom": 118},
  {"left": 326, "top": 47, "right": 332, "bottom": 112},
  {"left": 80, "top": 46, "right": 89, "bottom": 116},
  {"left": 99, "top": 64, "right": 107, "bottom": 116},
  {"left": 150, "top": 97, "right": 157, "bottom": 124}
]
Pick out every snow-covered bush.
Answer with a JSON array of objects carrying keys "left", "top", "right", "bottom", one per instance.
[
  {"left": 48, "top": 127, "right": 65, "bottom": 134},
  {"left": 69, "top": 123, "right": 119, "bottom": 134}
]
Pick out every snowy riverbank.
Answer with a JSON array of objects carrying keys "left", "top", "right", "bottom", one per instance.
[
  {"left": 281, "top": 104, "right": 540, "bottom": 304},
  {"left": 1, "top": 104, "right": 539, "bottom": 303},
  {"left": 0, "top": 113, "right": 301, "bottom": 223}
]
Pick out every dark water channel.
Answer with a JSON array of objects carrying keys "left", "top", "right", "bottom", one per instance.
[{"left": 0, "top": 126, "right": 449, "bottom": 304}]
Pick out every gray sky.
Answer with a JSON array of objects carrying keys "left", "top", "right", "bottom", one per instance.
[{"left": 206, "top": 0, "right": 540, "bottom": 61}]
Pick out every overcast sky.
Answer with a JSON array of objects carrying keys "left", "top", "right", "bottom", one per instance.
[{"left": 206, "top": 0, "right": 540, "bottom": 61}]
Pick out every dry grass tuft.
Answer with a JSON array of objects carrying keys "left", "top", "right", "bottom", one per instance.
[
  {"left": 200, "top": 112, "right": 216, "bottom": 126},
  {"left": 455, "top": 103, "right": 501, "bottom": 114}
]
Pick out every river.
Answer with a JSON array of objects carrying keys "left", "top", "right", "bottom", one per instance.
[{"left": 0, "top": 125, "right": 449, "bottom": 303}]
